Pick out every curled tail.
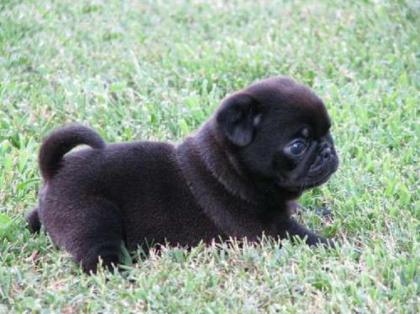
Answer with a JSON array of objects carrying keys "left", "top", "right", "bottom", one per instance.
[{"left": 39, "top": 124, "right": 105, "bottom": 180}]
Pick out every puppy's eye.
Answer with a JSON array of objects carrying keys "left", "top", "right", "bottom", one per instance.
[{"left": 286, "top": 139, "right": 307, "bottom": 156}]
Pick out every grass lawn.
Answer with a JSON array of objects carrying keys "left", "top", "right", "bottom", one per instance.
[{"left": 0, "top": 0, "right": 418, "bottom": 312}]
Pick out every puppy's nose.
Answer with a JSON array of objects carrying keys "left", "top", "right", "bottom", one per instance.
[{"left": 321, "top": 147, "right": 332, "bottom": 160}]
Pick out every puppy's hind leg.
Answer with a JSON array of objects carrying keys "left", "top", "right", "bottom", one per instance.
[
  {"left": 63, "top": 198, "right": 125, "bottom": 274},
  {"left": 26, "top": 208, "right": 41, "bottom": 233}
]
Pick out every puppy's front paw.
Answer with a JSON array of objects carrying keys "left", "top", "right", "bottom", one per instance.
[{"left": 313, "top": 236, "right": 337, "bottom": 249}]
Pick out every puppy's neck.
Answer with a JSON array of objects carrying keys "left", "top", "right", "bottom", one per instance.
[
  {"left": 190, "top": 121, "right": 260, "bottom": 205},
  {"left": 176, "top": 123, "right": 279, "bottom": 238},
  {"left": 177, "top": 120, "right": 301, "bottom": 210}
]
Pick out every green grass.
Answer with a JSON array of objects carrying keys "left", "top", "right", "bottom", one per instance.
[{"left": 0, "top": 0, "right": 419, "bottom": 312}]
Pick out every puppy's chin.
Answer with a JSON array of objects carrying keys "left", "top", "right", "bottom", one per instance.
[
  {"left": 276, "top": 174, "right": 330, "bottom": 193},
  {"left": 276, "top": 162, "right": 338, "bottom": 193},
  {"left": 301, "top": 171, "right": 334, "bottom": 189}
]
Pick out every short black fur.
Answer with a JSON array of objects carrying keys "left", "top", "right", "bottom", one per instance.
[{"left": 27, "top": 77, "right": 339, "bottom": 273}]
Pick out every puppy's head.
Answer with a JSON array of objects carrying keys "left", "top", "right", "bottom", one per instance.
[{"left": 216, "top": 76, "right": 338, "bottom": 192}]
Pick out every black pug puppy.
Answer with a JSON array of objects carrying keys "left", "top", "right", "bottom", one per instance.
[{"left": 27, "top": 76, "right": 338, "bottom": 273}]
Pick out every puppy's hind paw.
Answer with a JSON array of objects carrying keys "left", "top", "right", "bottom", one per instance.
[{"left": 79, "top": 243, "right": 122, "bottom": 274}]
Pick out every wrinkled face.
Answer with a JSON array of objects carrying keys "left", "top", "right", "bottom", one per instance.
[
  {"left": 280, "top": 129, "right": 337, "bottom": 189},
  {"left": 216, "top": 77, "right": 339, "bottom": 192},
  {"left": 254, "top": 117, "right": 339, "bottom": 191}
]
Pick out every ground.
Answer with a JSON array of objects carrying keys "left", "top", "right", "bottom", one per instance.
[{"left": 0, "top": 0, "right": 418, "bottom": 312}]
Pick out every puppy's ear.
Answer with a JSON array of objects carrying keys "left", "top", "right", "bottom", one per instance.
[{"left": 216, "top": 92, "right": 261, "bottom": 146}]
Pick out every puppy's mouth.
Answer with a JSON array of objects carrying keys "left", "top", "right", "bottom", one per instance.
[
  {"left": 276, "top": 155, "right": 338, "bottom": 193},
  {"left": 301, "top": 155, "right": 339, "bottom": 188}
]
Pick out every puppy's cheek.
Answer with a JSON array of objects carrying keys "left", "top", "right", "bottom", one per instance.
[
  {"left": 240, "top": 149, "right": 276, "bottom": 178},
  {"left": 273, "top": 154, "right": 296, "bottom": 174}
]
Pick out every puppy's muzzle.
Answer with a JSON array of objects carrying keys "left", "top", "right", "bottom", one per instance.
[{"left": 309, "top": 143, "right": 338, "bottom": 174}]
